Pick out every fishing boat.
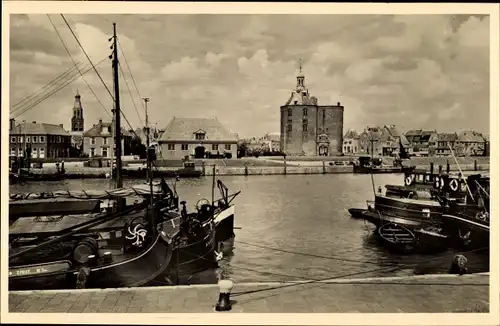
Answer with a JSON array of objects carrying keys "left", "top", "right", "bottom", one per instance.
[
  {"left": 352, "top": 156, "right": 416, "bottom": 174},
  {"left": 377, "top": 223, "right": 417, "bottom": 254},
  {"left": 116, "top": 159, "right": 202, "bottom": 179},
  {"left": 437, "top": 174, "right": 490, "bottom": 250}
]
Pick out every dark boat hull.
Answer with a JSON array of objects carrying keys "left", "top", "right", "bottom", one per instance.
[
  {"left": 351, "top": 208, "right": 426, "bottom": 228},
  {"left": 348, "top": 208, "right": 367, "bottom": 219},
  {"left": 10, "top": 172, "right": 65, "bottom": 184},
  {"left": 214, "top": 205, "right": 236, "bottom": 244},
  {"left": 439, "top": 213, "right": 489, "bottom": 250},
  {"left": 353, "top": 166, "right": 416, "bottom": 174},
  {"left": 119, "top": 168, "right": 202, "bottom": 179},
  {"left": 377, "top": 223, "right": 417, "bottom": 254},
  {"left": 9, "top": 233, "right": 174, "bottom": 290},
  {"left": 374, "top": 195, "right": 443, "bottom": 222}
]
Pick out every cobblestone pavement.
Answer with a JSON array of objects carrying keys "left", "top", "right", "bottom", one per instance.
[{"left": 8, "top": 274, "right": 489, "bottom": 313}]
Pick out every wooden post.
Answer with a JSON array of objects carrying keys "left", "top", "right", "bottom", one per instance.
[
  {"left": 429, "top": 162, "right": 434, "bottom": 175},
  {"left": 202, "top": 160, "right": 206, "bottom": 176},
  {"left": 244, "top": 162, "right": 248, "bottom": 176},
  {"left": 322, "top": 160, "right": 326, "bottom": 174},
  {"left": 446, "top": 160, "right": 450, "bottom": 173},
  {"left": 474, "top": 159, "right": 477, "bottom": 171},
  {"left": 284, "top": 155, "right": 287, "bottom": 175},
  {"left": 438, "top": 165, "right": 442, "bottom": 174}
]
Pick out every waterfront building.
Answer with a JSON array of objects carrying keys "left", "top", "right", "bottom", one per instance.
[
  {"left": 435, "top": 133, "right": 458, "bottom": 156},
  {"left": 82, "top": 119, "right": 132, "bottom": 158},
  {"left": 158, "top": 117, "right": 238, "bottom": 159},
  {"left": 358, "top": 125, "right": 410, "bottom": 157},
  {"left": 280, "top": 64, "right": 344, "bottom": 156},
  {"left": 69, "top": 90, "right": 85, "bottom": 156},
  {"left": 359, "top": 126, "right": 382, "bottom": 156},
  {"left": 9, "top": 119, "right": 71, "bottom": 159},
  {"left": 405, "top": 129, "right": 437, "bottom": 157},
  {"left": 342, "top": 129, "right": 360, "bottom": 155},
  {"left": 455, "top": 130, "right": 486, "bottom": 156}
]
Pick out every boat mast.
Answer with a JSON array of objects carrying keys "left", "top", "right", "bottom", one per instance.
[
  {"left": 111, "top": 23, "right": 123, "bottom": 189},
  {"left": 143, "top": 97, "right": 153, "bottom": 205}
]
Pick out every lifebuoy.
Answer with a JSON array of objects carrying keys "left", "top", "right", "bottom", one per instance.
[
  {"left": 405, "top": 176, "right": 412, "bottom": 186},
  {"left": 434, "top": 176, "right": 440, "bottom": 188},
  {"left": 449, "top": 179, "right": 459, "bottom": 192}
]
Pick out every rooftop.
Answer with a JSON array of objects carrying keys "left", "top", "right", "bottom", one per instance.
[
  {"left": 10, "top": 121, "right": 69, "bottom": 136},
  {"left": 83, "top": 119, "right": 131, "bottom": 138},
  {"left": 159, "top": 117, "right": 238, "bottom": 142}
]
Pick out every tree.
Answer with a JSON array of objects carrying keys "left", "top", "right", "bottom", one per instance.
[{"left": 130, "top": 136, "right": 147, "bottom": 159}]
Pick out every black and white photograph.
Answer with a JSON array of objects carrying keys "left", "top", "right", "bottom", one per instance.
[{"left": 2, "top": 1, "right": 499, "bottom": 325}]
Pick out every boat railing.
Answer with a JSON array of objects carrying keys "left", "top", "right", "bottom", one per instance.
[{"left": 371, "top": 201, "right": 441, "bottom": 215}]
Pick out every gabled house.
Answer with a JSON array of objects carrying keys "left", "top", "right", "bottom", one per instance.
[
  {"left": 435, "top": 133, "right": 458, "bottom": 156},
  {"left": 342, "top": 129, "right": 360, "bottom": 155},
  {"left": 405, "top": 129, "right": 437, "bottom": 156},
  {"left": 158, "top": 117, "right": 238, "bottom": 159},
  {"left": 83, "top": 119, "right": 133, "bottom": 158},
  {"left": 455, "top": 130, "right": 486, "bottom": 156},
  {"left": 359, "top": 126, "right": 383, "bottom": 155}
]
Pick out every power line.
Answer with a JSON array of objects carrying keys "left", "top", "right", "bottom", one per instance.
[
  {"left": 60, "top": 14, "right": 115, "bottom": 103},
  {"left": 47, "top": 14, "right": 111, "bottom": 118},
  {"left": 12, "top": 59, "right": 107, "bottom": 119},
  {"left": 10, "top": 61, "right": 84, "bottom": 113},
  {"left": 118, "top": 61, "right": 143, "bottom": 125},
  {"left": 117, "top": 39, "right": 146, "bottom": 113}
]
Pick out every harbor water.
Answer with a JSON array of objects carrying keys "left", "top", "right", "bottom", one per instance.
[{"left": 9, "top": 174, "right": 489, "bottom": 285}]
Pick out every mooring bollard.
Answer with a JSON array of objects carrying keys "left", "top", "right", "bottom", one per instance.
[
  {"left": 449, "top": 254, "right": 468, "bottom": 275},
  {"left": 215, "top": 280, "right": 234, "bottom": 311}
]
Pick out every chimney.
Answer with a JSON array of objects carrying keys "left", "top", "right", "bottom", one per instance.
[
  {"left": 337, "top": 102, "right": 341, "bottom": 106},
  {"left": 9, "top": 118, "right": 15, "bottom": 131},
  {"left": 99, "top": 119, "right": 102, "bottom": 124},
  {"left": 32, "top": 121, "right": 36, "bottom": 124}
]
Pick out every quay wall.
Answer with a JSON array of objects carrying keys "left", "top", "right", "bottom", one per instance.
[{"left": 25, "top": 161, "right": 489, "bottom": 178}]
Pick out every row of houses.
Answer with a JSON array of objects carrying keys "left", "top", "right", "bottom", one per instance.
[
  {"left": 9, "top": 117, "right": 240, "bottom": 160},
  {"left": 342, "top": 126, "right": 489, "bottom": 157}
]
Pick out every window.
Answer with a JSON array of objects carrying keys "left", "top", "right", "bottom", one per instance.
[
  {"left": 287, "top": 108, "right": 292, "bottom": 116},
  {"left": 224, "top": 144, "right": 231, "bottom": 151},
  {"left": 303, "top": 124, "right": 308, "bottom": 132},
  {"left": 287, "top": 124, "right": 292, "bottom": 132},
  {"left": 18, "top": 148, "right": 23, "bottom": 157},
  {"left": 303, "top": 108, "right": 308, "bottom": 116},
  {"left": 11, "top": 147, "right": 16, "bottom": 156},
  {"left": 32, "top": 147, "right": 38, "bottom": 158},
  {"left": 212, "top": 144, "right": 219, "bottom": 151},
  {"left": 195, "top": 133, "right": 205, "bottom": 140},
  {"left": 11, "top": 137, "right": 16, "bottom": 143},
  {"left": 108, "top": 126, "right": 112, "bottom": 133},
  {"left": 26, "top": 136, "right": 30, "bottom": 143},
  {"left": 181, "top": 144, "right": 188, "bottom": 151},
  {"left": 103, "top": 137, "right": 108, "bottom": 145},
  {"left": 90, "top": 137, "right": 96, "bottom": 145},
  {"left": 41, "top": 136, "right": 46, "bottom": 143},
  {"left": 39, "top": 147, "right": 45, "bottom": 158},
  {"left": 102, "top": 148, "right": 108, "bottom": 158},
  {"left": 354, "top": 146, "right": 357, "bottom": 152},
  {"left": 18, "top": 136, "right": 23, "bottom": 143},
  {"left": 57, "top": 136, "right": 62, "bottom": 143},
  {"left": 167, "top": 144, "right": 175, "bottom": 151},
  {"left": 32, "top": 136, "right": 38, "bottom": 143},
  {"left": 90, "top": 148, "right": 95, "bottom": 157}
]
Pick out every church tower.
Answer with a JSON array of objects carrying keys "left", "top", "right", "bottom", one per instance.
[{"left": 71, "top": 90, "right": 84, "bottom": 132}]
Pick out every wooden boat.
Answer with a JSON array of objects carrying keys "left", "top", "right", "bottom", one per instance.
[
  {"left": 352, "top": 156, "right": 416, "bottom": 174},
  {"left": 9, "top": 170, "right": 65, "bottom": 184},
  {"left": 437, "top": 174, "right": 490, "bottom": 250},
  {"left": 116, "top": 160, "right": 202, "bottom": 179},
  {"left": 8, "top": 183, "right": 179, "bottom": 290},
  {"left": 377, "top": 223, "right": 417, "bottom": 254},
  {"left": 413, "top": 226, "right": 449, "bottom": 254}
]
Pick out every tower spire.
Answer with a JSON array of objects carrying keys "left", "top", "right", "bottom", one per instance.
[
  {"left": 296, "top": 58, "right": 305, "bottom": 89},
  {"left": 299, "top": 58, "right": 303, "bottom": 75}
]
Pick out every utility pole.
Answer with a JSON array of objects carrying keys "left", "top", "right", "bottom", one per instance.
[
  {"left": 143, "top": 97, "right": 153, "bottom": 204},
  {"left": 110, "top": 22, "right": 123, "bottom": 189}
]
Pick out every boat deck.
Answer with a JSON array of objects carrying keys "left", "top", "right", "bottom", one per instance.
[{"left": 7, "top": 273, "right": 489, "bottom": 314}]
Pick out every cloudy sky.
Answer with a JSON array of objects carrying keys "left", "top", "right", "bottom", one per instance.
[{"left": 9, "top": 13, "right": 490, "bottom": 138}]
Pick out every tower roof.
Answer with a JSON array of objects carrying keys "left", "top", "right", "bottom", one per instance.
[{"left": 73, "top": 90, "right": 83, "bottom": 110}]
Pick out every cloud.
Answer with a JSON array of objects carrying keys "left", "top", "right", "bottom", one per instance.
[{"left": 9, "top": 14, "right": 490, "bottom": 138}]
